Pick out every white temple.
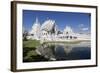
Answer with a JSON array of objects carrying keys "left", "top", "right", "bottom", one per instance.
[{"left": 27, "top": 18, "right": 90, "bottom": 42}]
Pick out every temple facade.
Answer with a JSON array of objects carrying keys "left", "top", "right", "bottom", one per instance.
[{"left": 27, "top": 18, "right": 90, "bottom": 42}]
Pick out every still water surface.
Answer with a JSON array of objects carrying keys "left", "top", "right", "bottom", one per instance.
[{"left": 36, "top": 42, "right": 91, "bottom": 61}]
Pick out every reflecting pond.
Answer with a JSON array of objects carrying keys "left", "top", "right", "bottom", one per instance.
[{"left": 23, "top": 41, "right": 91, "bottom": 62}]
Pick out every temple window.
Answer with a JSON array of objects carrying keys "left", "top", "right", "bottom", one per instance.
[
  {"left": 70, "top": 36, "right": 72, "bottom": 39},
  {"left": 31, "top": 34, "right": 34, "bottom": 36},
  {"left": 66, "top": 32, "right": 68, "bottom": 34},
  {"left": 74, "top": 36, "right": 77, "bottom": 39},
  {"left": 67, "top": 36, "right": 69, "bottom": 39}
]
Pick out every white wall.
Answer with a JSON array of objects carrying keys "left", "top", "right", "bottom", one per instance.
[{"left": 0, "top": 0, "right": 99, "bottom": 73}]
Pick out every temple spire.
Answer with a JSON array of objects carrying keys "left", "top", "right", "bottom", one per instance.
[
  {"left": 32, "top": 17, "right": 40, "bottom": 29},
  {"left": 35, "top": 17, "right": 39, "bottom": 24}
]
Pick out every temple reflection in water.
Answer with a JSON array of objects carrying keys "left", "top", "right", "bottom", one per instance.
[{"left": 35, "top": 42, "right": 91, "bottom": 61}]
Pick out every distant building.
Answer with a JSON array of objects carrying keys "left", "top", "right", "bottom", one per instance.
[{"left": 27, "top": 17, "right": 90, "bottom": 42}]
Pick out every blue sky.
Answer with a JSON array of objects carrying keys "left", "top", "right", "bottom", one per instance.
[{"left": 23, "top": 10, "right": 91, "bottom": 33}]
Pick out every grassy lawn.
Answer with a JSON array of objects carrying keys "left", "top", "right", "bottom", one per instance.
[
  {"left": 23, "top": 40, "right": 40, "bottom": 48},
  {"left": 23, "top": 40, "right": 49, "bottom": 62}
]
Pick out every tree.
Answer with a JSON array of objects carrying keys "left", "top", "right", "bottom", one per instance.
[{"left": 23, "top": 30, "right": 28, "bottom": 41}]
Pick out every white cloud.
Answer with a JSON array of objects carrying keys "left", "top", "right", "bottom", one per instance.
[
  {"left": 79, "top": 24, "right": 84, "bottom": 28},
  {"left": 82, "top": 27, "right": 89, "bottom": 31}
]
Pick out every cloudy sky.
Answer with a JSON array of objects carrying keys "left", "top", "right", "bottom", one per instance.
[{"left": 23, "top": 10, "right": 91, "bottom": 33}]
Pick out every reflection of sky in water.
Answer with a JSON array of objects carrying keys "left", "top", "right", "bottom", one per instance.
[{"left": 36, "top": 42, "right": 91, "bottom": 61}]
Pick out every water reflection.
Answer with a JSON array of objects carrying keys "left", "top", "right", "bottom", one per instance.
[{"left": 36, "top": 42, "right": 91, "bottom": 61}]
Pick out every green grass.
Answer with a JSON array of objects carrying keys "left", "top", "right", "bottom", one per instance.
[
  {"left": 23, "top": 50, "right": 38, "bottom": 60},
  {"left": 23, "top": 40, "right": 48, "bottom": 62},
  {"left": 23, "top": 40, "right": 40, "bottom": 48}
]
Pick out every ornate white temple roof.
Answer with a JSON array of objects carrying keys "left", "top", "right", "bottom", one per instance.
[{"left": 41, "top": 19, "right": 56, "bottom": 32}]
